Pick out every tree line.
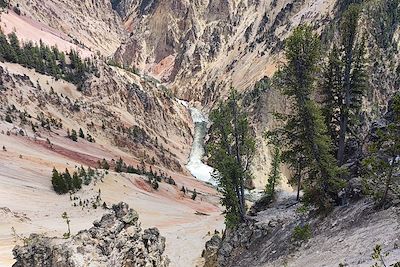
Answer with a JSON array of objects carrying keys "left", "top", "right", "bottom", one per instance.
[{"left": 0, "top": 31, "right": 94, "bottom": 88}]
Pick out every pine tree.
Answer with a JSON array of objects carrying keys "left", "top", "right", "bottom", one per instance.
[
  {"left": 265, "top": 145, "right": 281, "bottom": 198},
  {"left": 72, "top": 171, "right": 82, "bottom": 190},
  {"left": 7, "top": 32, "right": 20, "bottom": 63},
  {"left": 5, "top": 114, "right": 12, "bottom": 123},
  {"left": 274, "top": 25, "right": 342, "bottom": 210},
  {"left": 78, "top": 128, "right": 85, "bottom": 139},
  {"left": 336, "top": 4, "right": 367, "bottom": 166},
  {"left": 208, "top": 88, "right": 256, "bottom": 227},
  {"left": 51, "top": 168, "right": 68, "bottom": 194},
  {"left": 363, "top": 94, "right": 400, "bottom": 207},
  {"left": 320, "top": 45, "right": 342, "bottom": 146},
  {"left": 191, "top": 189, "right": 197, "bottom": 200},
  {"left": 70, "top": 129, "right": 78, "bottom": 142},
  {"left": 115, "top": 157, "right": 125, "bottom": 172},
  {"left": 101, "top": 158, "right": 110, "bottom": 170},
  {"left": 62, "top": 212, "right": 71, "bottom": 238},
  {"left": 63, "top": 168, "right": 73, "bottom": 190}
]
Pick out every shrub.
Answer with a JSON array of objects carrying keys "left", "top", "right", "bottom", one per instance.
[
  {"left": 5, "top": 114, "right": 12, "bottom": 123},
  {"left": 292, "top": 224, "right": 312, "bottom": 242}
]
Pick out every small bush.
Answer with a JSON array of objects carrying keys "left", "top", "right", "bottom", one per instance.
[
  {"left": 5, "top": 114, "right": 12, "bottom": 123},
  {"left": 292, "top": 224, "right": 312, "bottom": 242}
]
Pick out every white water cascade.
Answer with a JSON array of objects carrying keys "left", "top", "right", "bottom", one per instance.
[{"left": 177, "top": 99, "right": 215, "bottom": 185}]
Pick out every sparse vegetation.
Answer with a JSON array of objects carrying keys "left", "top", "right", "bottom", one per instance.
[
  {"left": 370, "top": 244, "right": 400, "bottom": 267},
  {"left": 191, "top": 189, "right": 197, "bottom": 200},
  {"left": 61, "top": 212, "right": 71, "bottom": 239},
  {"left": 292, "top": 224, "right": 312, "bottom": 242},
  {"left": 104, "top": 156, "right": 172, "bottom": 190}
]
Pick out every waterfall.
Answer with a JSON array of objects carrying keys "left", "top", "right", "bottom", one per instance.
[{"left": 177, "top": 99, "right": 215, "bottom": 185}]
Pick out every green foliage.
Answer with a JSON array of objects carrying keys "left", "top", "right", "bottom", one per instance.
[
  {"left": 370, "top": 244, "right": 400, "bottom": 267},
  {"left": 367, "top": 0, "right": 400, "bottom": 50},
  {"left": 115, "top": 157, "right": 126, "bottom": 173},
  {"left": 362, "top": 94, "right": 400, "bottom": 207},
  {"left": 106, "top": 59, "right": 138, "bottom": 75},
  {"left": 265, "top": 145, "right": 281, "bottom": 198},
  {"left": 0, "top": 31, "right": 93, "bottom": 86},
  {"left": 151, "top": 179, "right": 159, "bottom": 190},
  {"left": 334, "top": 3, "right": 367, "bottom": 165},
  {"left": 296, "top": 203, "right": 310, "bottom": 215},
  {"left": 99, "top": 158, "right": 110, "bottom": 170},
  {"left": 51, "top": 168, "right": 68, "bottom": 194},
  {"left": 72, "top": 172, "right": 82, "bottom": 190},
  {"left": 208, "top": 88, "right": 256, "bottom": 227},
  {"left": 78, "top": 128, "right": 85, "bottom": 139},
  {"left": 271, "top": 25, "right": 342, "bottom": 210},
  {"left": 242, "top": 76, "right": 270, "bottom": 107},
  {"left": 191, "top": 189, "right": 197, "bottom": 200},
  {"left": 5, "top": 114, "right": 12, "bottom": 123},
  {"left": 292, "top": 224, "right": 312, "bottom": 242},
  {"left": 70, "top": 129, "right": 78, "bottom": 142},
  {"left": 51, "top": 167, "right": 87, "bottom": 194},
  {"left": 320, "top": 45, "right": 342, "bottom": 146},
  {"left": 0, "top": 0, "right": 8, "bottom": 9}
]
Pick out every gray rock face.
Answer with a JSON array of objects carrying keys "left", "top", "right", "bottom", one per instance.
[
  {"left": 202, "top": 235, "right": 222, "bottom": 267},
  {"left": 12, "top": 202, "right": 169, "bottom": 267}
]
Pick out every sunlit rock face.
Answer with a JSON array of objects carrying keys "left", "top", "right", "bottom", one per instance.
[{"left": 12, "top": 203, "right": 169, "bottom": 267}]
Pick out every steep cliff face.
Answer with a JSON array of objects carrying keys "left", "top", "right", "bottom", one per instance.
[
  {"left": 9, "top": 0, "right": 126, "bottom": 55},
  {"left": 113, "top": 0, "right": 399, "bottom": 116},
  {"left": 114, "top": 0, "right": 337, "bottom": 103},
  {"left": 0, "top": 60, "right": 192, "bottom": 172},
  {"left": 12, "top": 202, "right": 169, "bottom": 267}
]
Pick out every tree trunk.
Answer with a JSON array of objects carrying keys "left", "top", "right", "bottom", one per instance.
[
  {"left": 231, "top": 94, "right": 245, "bottom": 221},
  {"left": 337, "top": 31, "right": 355, "bottom": 166},
  {"left": 380, "top": 156, "right": 396, "bottom": 207},
  {"left": 296, "top": 162, "right": 302, "bottom": 201}
]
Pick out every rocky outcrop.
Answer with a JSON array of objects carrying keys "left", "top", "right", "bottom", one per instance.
[
  {"left": 203, "top": 196, "right": 400, "bottom": 267},
  {"left": 202, "top": 234, "right": 222, "bottom": 267},
  {"left": 12, "top": 202, "right": 169, "bottom": 267}
]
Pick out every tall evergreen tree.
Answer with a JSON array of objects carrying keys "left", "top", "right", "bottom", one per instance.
[
  {"left": 7, "top": 32, "right": 20, "bottom": 63},
  {"left": 274, "top": 25, "right": 342, "bottom": 209},
  {"left": 72, "top": 171, "right": 82, "bottom": 190},
  {"left": 51, "top": 168, "right": 68, "bottom": 194},
  {"left": 321, "top": 45, "right": 343, "bottom": 146},
  {"left": 265, "top": 145, "right": 281, "bottom": 198},
  {"left": 335, "top": 4, "right": 367, "bottom": 166},
  {"left": 63, "top": 168, "right": 73, "bottom": 191},
  {"left": 363, "top": 94, "right": 400, "bottom": 207},
  {"left": 208, "top": 89, "right": 255, "bottom": 227}
]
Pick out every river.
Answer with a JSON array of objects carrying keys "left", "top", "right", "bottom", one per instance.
[{"left": 177, "top": 100, "right": 215, "bottom": 185}]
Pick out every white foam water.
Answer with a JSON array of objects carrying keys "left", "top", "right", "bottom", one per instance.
[{"left": 178, "top": 102, "right": 215, "bottom": 185}]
